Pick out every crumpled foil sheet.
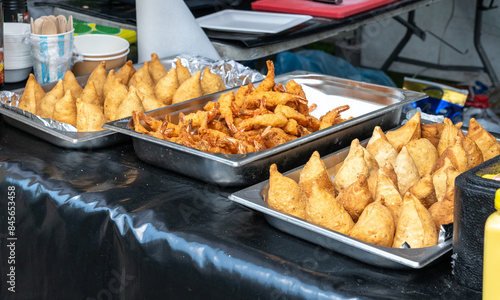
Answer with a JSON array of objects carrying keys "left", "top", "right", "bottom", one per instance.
[{"left": 0, "top": 56, "right": 265, "bottom": 133}]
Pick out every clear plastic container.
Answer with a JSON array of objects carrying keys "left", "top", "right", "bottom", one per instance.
[
  {"left": 483, "top": 189, "right": 500, "bottom": 299},
  {"left": 462, "top": 94, "right": 500, "bottom": 134}
]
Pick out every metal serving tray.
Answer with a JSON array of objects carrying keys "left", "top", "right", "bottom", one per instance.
[
  {"left": 228, "top": 136, "right": 453, "bottom": 269},
  {"left": 104, "top": 72, "right": 426, "bottom": 186},
  {"left": 0, "top": 76, "right": 131, "bottom": 149}
]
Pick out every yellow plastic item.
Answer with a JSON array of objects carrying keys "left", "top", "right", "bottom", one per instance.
[
  {"left": 72, "top": 19, "right": 136, "bottom": 44},
  {"left": 483, "top": 189, "right": 500, "bottom": 299}
]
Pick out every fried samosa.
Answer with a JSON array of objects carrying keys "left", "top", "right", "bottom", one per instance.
[
  {"left": 149, "top": 53, "right": 168, "bottom": 85},
  {"left": 367, "top": 161, "right": 397, "bottom": 200},
  {"left": 299, "top": 151, "right": 335, "bottom": 198},
  {"left": 336, "top": 174, "right": 373, "bottom": 222},
  {"left": 86, "top": 61, "right": 107, "bottom": 106},
  {"left": 103, "top": 77, "right": 128, "bottom": 121},
  {"left": 349, "top": 202, "right": 395, "bottom": 247},
  {"left": 18, "top": 74, "right": 45, "bottom": 114},
  {"left": 267, "top": 164, "right": 307, "bottom": 219},
  {"left": 175, "top": 59, "right": 191, "bottom": 86},
  {"left": 392, "top": 192, "right": 438, "bottom": 248},
  {"left": 306, "top": 181, "right": 354, "bottom": 235},
  {"left": 375, "top": 172, "right": 403, "bottom": 224},
  {"left": 172, "top": 70, "right": 203, "bottom": 104},
  {"left": 386, "top": 111, "right": 421, "bottom": 152},
  {"left": 201, "top": 67, "right": 225, "bottom": 96},
  {"left": 114, "top": 85, "right": 144, "bottom": 120},
  {"left": 394, "top": 146, "right": 420, "bottom": 196},
  {"left": 466, "top": 118, "right": 500, "bottom": 161},
  {"left": 62, "top": 70, "right": 83, "bottom": 99},
  {"left": 333, "top": 146, "right": 370, "bottom": 195},
  {"left": 37, "top": 78, "right": 64, "bottom": 118},
  {"left": 115, "top": 60, "right": 136, "bottom": 86},
  {"left": 366, "top": 126, "right": 398, "bottom": 168},
  {"left": 129, "top": 61, "right": 154, "bottom": 89},
  {"left": 154, "top": 67, "right": 179, "bottom": 105},
  {"left": 405, "top": 138, "right": 439, "bottom": 177},
  {"left": 437, "top": 118, "right": 463, "bottom": 156},
  {"left": 52, "top": 89, "right": 76, "bottom": 126},
  {"left": 76, "top": 97, "right": 106, "bottom": 132},
  {"left": 407, "top": 174, "right": 438, "bottom": 209}
]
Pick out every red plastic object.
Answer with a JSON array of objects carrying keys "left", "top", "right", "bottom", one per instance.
[
  {"left": 465, "top": 94, "right": 490, "bottom": 108},
  {"left": 251, "top": 0, "right": 400, "bottom": 19}
]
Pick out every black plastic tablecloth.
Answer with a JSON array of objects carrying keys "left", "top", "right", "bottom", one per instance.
[{"left": 0, "top": 117, "right": 481, "bottom": 300}]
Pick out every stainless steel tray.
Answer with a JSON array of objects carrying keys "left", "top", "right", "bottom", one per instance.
[
  {"left": 0, "top": 56, "right": 263, "bottom": 150},
  {"left": 228, "top": 136, "right": 453, "bottom": 269},
  {"left": 104, "top": 72, "right": 426, "bottom": 186}
]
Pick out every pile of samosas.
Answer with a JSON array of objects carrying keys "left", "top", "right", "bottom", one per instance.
[
  {"left": 268, "top": 112, "right": 500, "bottom": 249},
  {"left": 132, "top": 60, "right": 353, "bottom": 154},
  {"left": 15, "top": 53, "right": 226, "bottom": 132}
]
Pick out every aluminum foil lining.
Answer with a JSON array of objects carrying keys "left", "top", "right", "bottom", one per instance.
[{"left": 0, "top": 56, "right": 265, "bottom": 132}]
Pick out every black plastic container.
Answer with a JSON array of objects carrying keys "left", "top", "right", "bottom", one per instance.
[
  {"left": 453, "top": 155, "right": 500, "bottom": 291},
  {"left": 3, "top": 0, "right": 27, "bottom": 23}
]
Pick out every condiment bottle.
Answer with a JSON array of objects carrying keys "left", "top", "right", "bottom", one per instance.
[{"left": 483, "top": 188, "right": 500, "bottom": 299}]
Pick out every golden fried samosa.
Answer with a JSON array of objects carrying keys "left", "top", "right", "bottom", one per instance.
[
  {"left": 128, "top": 61, "right": 154, "bottom": 89},
  {"left": 175, "top": 59, "right": 191, "bottom": 86},
  {"left": 405, "top": 138, "right": 439, "bottom": 177},
  {"left": 76, "top": 97, "right": 106, "bottom": 132},
  {"left": 336, "top": 174, "right": 373, "bottom": 222},
  {"left": 103, "top": 77, "right": 128, "bottom": 121},
  {"left": 172, "top": 70, "right": 202, "bottom": 104},
  {"left": 148, "top": 53, "right": 168, "bottom": 85},
  {"left": 367, "top": 161, "right": 397, "bottom": 200},
  {"left": 37, "top": 78, "right": 64, "bottom": 118},
  {"left": 136, "top": 82, "right": 164, "bottom": 112},
  {"left": 333, "top": 146, "right": 370, "bottom": 195},
  {"left": 267, "top": 164, "right": 307, "bottom": 219},
  {"left": 431, "top": 136, "right": 468, "bottom": 173},
  {"left": 386, "top": 112, "right": 421, "bottom": 152},
  {"left": 299, "top": 151, "right": 335, "bottom": 198},
  {"left": 437, "top": 118, "right": 463, "bottom": 155},
  {"left": 114, "top": 85, "right": 144, "bottom": 120},
  {"left": 103, "top": 69, "right": 117, "bottom": 100},
  {"left": 466, "top": 118, "right": 500, "bottom": 161},
  {"left": 375, "top": 172, "right": 403, "bottom": 224},
  {"left": 52, "top": 89, "right": 76, "bottom": 126},
  {"left": 115, "top": 60, "right": 136, "bottom": 86},
  {"left": 201, "top": 67, "right": 225, "bottom": 96},
  {"left": 421, "top": 122, "right": 445, "bottom": 148},
  {"left": 86, "top": 61, "right": 107, "bottom": 106},
  {"left": 392, "top": 192, "right": 438, "bottom": 248},
  {"left": 348, "top": 138, "right": 378, "bottom": 177},
  {"left": 18, "top": 74, "right": 45, "bottom": 114},
  {"left": 457, "top": 130, "right": 484, "bottom": 169},
  {"left": 349, "top": 202, "right": 395, "bottom": 247},
  {"left": 394, "top": 146, "right": 420, "bottom": 196},
  {"left": 306, "top": 181, "right": 354, "bottom": 235},
  {"left": 431, "top": 157, "right": 460, "bottom": 202},
  {"left": 428, "top": 188, "right": 454, "bottom": 231},
  {"left": 63, "top": 70, "right": 83, "bottom": 99},
  {"left": 154, "top": 67, "right": 179, "bottom": 105},
  {"left": 80, "top": 79, "right": 102, "bottom": 107},
  {"left": 366, "top": 126, "right": 398, "bottom": 168},
  {"left": 407, "top": 174, "right": 437, "bottom": 209}
]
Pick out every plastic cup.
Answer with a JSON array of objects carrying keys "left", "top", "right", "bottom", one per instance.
[{"left": 30, "top": 29, "right": 75, "bottom": 84}]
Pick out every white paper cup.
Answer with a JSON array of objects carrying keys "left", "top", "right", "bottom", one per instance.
[{"left": 30, "top": 29, "right": 75, "bottom": 84}]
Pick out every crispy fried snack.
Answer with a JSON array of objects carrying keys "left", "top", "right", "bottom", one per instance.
[
  {"left": 18, "top": 74, "right": 46, "bottom": 114},
  {"left": 392, "top": 192, "right": 438, "bottom": 248},
  {"left": 386, "top": 111, "right": 421, "bottom": 152},
  {"left": 348, "top": 138, "right": 379, "bottom": 177},
  {"left": 80, "top": 78, "right": 102, "bottom": 107},
  {"left": 155, "top": 67, "right": 179, "bottom": 105},
  {"left": 349, "top": 202, "right": 395, "bottom": 247},
  {"left": 129, "top": 61, "right": 154, "bottom": 89},
  {"left": 104, "top": 77, "right": 128, "bottom": 122},
  {"left": 86, "top": 61, "right": 107, "bottom": 106},
  {"left": 299, "top": 151, "right": 335, "bottom": 198},
  {"left": 407, "top": 174, "right": 437, "bottom": 209},
  {"left": 148, "top": 53, "right": 168, "bottom": 85},
  {"left": 52, "top": 89, "right": 76, "bottom": 126},
  {"left": 267, "top": 164, "right": 307, "bottom": 219},
  {"left": 131, "top": 60, "right": 352, "bottom": 154},
  {"left": 76, "top": 97, "right": 106, "bottom": 132},
  {"left": 37, "top": 78, "right": 64, "bottom": 118},
  {"left": 375, "top": 171, "right": 403, "bottom": 224},
  {"left": 459, "top": 130, "right": 484, "bottom": 169},
  {"left": 172, "top": 70, "right": 202, "bottom": 104},
  {"left": 428, "top": 188, "right": 454, "bottom": 231},
  {"left": 367, "top": 161, "right": 397, "bottom": 200},
  {"left": 114, "top": 85, "right": 144, "bottom": 120},
  {"left": 136, "top": 81, "right": 164, "bottom": 112},
  {"left": 405, "top": 138, "right": 439, "bottom": 177},
  {"left": 62, "top": 70, "right": 83, "bottom": 99},
  {"left": 437, "top": 118, "right": 463, "bottom": 156},
  {"left": 432, "top": 157, "right": 460, "bottom": 202},
  {"left": 115, "top": 60, "right": 136, "bottom": 86},
  {"left": 432, "top": 136, "right": 468, "bottom": 173},
  {"left": 175, "top": 59, "right": 191, "bottom": 86},
  {"left": 336, "top": 174, "right": 373, "bottom": 222},
  {"left": 466, "top": 118, "right": 500, "bottom": 161},
  {"left": 394, "top": 146, "right": 420, "bottom": 196},
  {"left": 333, "top": 146, "right": 370, "bottom": 195},
  {"left": 366, "top": 126, "right": 398, "bottom": 168},
  {"left": 306, "top": 180, "right": 354, "bottom": 235},
  {"left": 201, "top": 67, "right": 225, "bottom": 96}
]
